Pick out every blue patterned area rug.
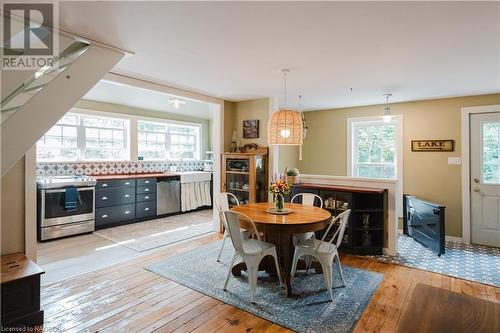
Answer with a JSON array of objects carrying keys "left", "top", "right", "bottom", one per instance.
[
  {"left": 368, "top": 234, "right": 500, "bottom": 287},
  {"left": 147, "top": 241, "right": 383, "bottom": 333}
]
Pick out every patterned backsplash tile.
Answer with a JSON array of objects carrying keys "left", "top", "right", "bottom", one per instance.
[{"left": 37, "top": 160, "right": 211, "bottom": 177}]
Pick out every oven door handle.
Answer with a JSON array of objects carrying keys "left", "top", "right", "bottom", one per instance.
[{"left": 45, "top": 187, "right": 95, "bottom": 193}]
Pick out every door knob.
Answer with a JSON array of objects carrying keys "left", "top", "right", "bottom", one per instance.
[
  {"left": 473, "top": 187, "right": 480, "bottom": 192},
  {"left": 473, "top": 178, "right": 480, "bottom": 183}
]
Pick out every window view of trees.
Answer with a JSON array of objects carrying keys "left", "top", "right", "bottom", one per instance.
[
  {"left": 37, "top": 113, "right": 129, "bottom": 161},
  {"left": 352, "top": 121, "right": 397, "bottom": 179},
  {"left": 482, "top": 122, "right": 500, "bottom": 184},
  {"left": 138, "top": 121, "right": 200, "bottom": 160}
]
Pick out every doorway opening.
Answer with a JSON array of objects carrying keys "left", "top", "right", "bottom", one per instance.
[{"left": 28, "top": 76, "right": 223, "bottom": 285}]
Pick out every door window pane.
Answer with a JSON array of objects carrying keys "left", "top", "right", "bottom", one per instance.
[{"left": 483, "top": 122, "right": 500, "bottom": 184}]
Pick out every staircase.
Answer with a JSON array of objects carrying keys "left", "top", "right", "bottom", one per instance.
[{"left": 1, "top": 37, "right": 126, "bottom": 176}]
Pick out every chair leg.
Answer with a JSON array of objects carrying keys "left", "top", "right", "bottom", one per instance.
[
  {"left": 247, "top": 260, "right": 258, "bottom": 303},
  {"left": 335, "top": 252, "right": 346, "bottom": 287},
  {"left": 305, "top": 255, "right": 313, "bottom": 274},
  {"left": 290, "top": 249, "right": 300, "bottom": 281},
  {"left": 217, "top": 232, "right": 229, "bottom": 262},
  {"left": 223, "top": 252, "right": 237, "bottom": 291},
  {"left": 271, "top": 250, "right": 283, "bottom": 287},
  {"left": 324, "top": 263, "right": 333, "bottom": 301}
]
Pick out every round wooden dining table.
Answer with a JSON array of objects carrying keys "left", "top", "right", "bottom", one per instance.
[{"left": 230, "top": 202, "right": 331, "bottom": 297}]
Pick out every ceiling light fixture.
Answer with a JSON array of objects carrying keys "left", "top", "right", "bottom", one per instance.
[
  {"left": 268, "top": 69, "right": 304, "bottom": 147},
  {"left": 382, "top": 93, "right": 393, "bottom": 123},
  {"left": 169, "top": 98, "right": 186, "bottom": 109}
]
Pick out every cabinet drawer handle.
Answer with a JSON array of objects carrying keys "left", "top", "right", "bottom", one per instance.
[
  {"left": 102, "top": 183, "right": 108, "bottom": 187},
  {"left": 145, "top": 180, "right": 150, "bottom": 184},
  {"left": 144, "top": 188, "right": 149, "bottom": 192},
  {"left": 145, "top": 207, "right": 150, "bottom": 211},
  {"left": 102, "top": 196, "right": 108, "bottom": 200},
  {"left": 125, "top": 181, "right": 131, "bottom": 185},
  {"left": 145, "top": 196, "right": 150, "bottom": 200},
  {"left": 124, "top": 210, "right": 131, "bottom": 215},
  {"left": 124, "top": 194, "right": 131, "bottom": 198},
  {"left": 102, "top": 214, "right": 108, "bottom": 218}
]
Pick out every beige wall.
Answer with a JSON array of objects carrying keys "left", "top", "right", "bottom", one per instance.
[
  {"left": 297, "top": 93, "right": 500, "bottom": 237},
  {"left": 76, "top": 99, "right": 213, "bottom": 159},
  {"left": 1, "top": 158, "right": 25, "bottom": 255},
  {"left": 224, "top": 98, "right": 270, "bottom": 151},
  {"left": 224, "top": 101, "right": 235, "bottom": 152}
]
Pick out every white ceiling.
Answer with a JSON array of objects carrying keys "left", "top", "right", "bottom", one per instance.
[
  {"left": 61, "top": 1, "right": 499, "bottom": 110},
  {"left": 84, "top": 80, "right": 212, "bottom": 119}
]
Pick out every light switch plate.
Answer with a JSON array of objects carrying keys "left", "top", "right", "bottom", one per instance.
[{"left": 448, "top": 157, "right": 461, "bottom": 165}]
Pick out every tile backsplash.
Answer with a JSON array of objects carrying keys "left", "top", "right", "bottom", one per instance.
[{"left": 37, "top": 160, "right": 211, "bottom": 177}]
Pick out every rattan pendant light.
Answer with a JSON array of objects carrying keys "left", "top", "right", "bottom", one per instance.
[{"left": 268, "top": 69, "right": 304, "bottom": 146}]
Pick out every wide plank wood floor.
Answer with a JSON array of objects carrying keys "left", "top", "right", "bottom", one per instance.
[{"left": 42, "top": 233, "right": 500, "bottom": 332}]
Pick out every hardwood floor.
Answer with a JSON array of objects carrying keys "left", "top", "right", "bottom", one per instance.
[
  {"left": 41, "top": 233, "right": 500, "bottom": 332},
  {"left": 37, "top": 210, "right": 214, "bottom": 285}
]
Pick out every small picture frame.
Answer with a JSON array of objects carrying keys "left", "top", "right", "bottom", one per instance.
[{"left": 243, "top": 120, "right": 259, "bottom": 138}]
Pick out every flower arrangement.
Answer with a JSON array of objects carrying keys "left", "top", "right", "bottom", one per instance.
[
  {"left": 269, "top": 178, "right": 291, "bottom": 195},
  {"left": 269, "top": 178, "right": 291, "bottom": 212}
]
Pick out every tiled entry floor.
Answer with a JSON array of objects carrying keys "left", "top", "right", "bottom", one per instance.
[
  {"left": 368, "top": 234, "right": 500, "bottom": 287},
  {"left": 37, "top": 209, "right": 214, "bottom": 285}
]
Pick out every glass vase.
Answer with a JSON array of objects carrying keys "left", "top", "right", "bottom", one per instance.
[{"left": 275, "top": 193, "right": 284, "bottom": 212}]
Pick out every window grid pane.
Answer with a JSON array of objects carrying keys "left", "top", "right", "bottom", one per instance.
[
  {"left": 353, "top": 121, "right": 396, "bottom": 180},
  {"left": 37, "top": 112, "right": 129, "bottom": 162}
]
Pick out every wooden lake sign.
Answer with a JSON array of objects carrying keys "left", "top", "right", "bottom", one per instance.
[{"left": 411, "top": 140, "right": 454, "bottom": 152}]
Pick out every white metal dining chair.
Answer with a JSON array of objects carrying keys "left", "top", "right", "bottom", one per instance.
[
  {"left": 291, "top": 193, "right": 324, "bottom": 245},
  {"left": 221, "top": 211, "right": 283, "bottom": 303},
  {"left": 215, "top": 192, "right": 248, "bottom": 262},
  {"left": 290, "top": 209, "right": 351, "bottom": 301}
]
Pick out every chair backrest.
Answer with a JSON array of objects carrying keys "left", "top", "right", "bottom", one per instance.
[
  {"left": 291, "top": 193, "right": 323, "bottom": 208},
  {"left": 221, "top": 211, "right": 260, "bottom": 254},
  {"left": 215, "top": 192, "right": 239, "bottom": 212},
  {"left": 320, "top": 209, "right": 351, "bottom": 249}
]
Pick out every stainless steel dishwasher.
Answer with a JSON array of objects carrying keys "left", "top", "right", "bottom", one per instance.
[{"left": 157, "top": 176, "right": 181, "bottom": 215}]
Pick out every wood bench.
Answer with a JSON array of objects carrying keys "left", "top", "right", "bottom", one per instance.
[{"left": 1, "top": 253, "right": 44, "bottom": 330}]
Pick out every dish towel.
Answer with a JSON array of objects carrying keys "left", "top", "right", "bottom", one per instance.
[
  {"left": 64, "top": 187, "right": 78, "bottom": 211},
  {"left": 181, "top": 181, "right": 211, "bottom": 212}
]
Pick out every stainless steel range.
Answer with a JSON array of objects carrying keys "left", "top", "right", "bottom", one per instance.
[{"left": 37, "top": 176, "right": 96, "bottom": 241}]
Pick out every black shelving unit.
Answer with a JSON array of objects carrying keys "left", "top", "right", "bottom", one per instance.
[{"left": 291, "top": 183, "right": 388, "bottom": 255}]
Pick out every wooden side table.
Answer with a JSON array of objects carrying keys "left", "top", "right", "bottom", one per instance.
[{"left": 1, "top": 253, "right": 44, "bottom": 330}]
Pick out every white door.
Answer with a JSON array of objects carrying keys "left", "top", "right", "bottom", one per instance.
[{"left": 470, "top": 112, "right": 500, "bottom": 247}]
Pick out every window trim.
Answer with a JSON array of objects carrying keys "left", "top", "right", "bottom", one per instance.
[
  {"left": 37, "top": 112, "right": 131, "bottom": 162},
  {"left": 36, "top": 107, "right": 205, "bottom": 163},
  {"left": 137, "top": 119, "right": 202, "bottom": 161},
  {"left": 347, "top": 115, "right": 403, "bottom": 217}
]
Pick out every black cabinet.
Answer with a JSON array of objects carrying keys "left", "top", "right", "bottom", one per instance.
[
  {"left": 96, "top": 179, "right": 135, "bottom": 189},
  {"left": 95, "top": 177, "right": 158, "bottom": 229},
  {"left": 136, "top": 193, "right": 156, "bottom": 203},
  {"left": 96, "top": 203, "right": 135, "bottom": 227},
  {"left": 291, "top": 183, "right": 387, "bottom": 255},
  {"left": 136, "top": 201, "right": 156, "bottom": 219},
  {"left": 95, "top": 187, "right": 135, "bottom": 208}
]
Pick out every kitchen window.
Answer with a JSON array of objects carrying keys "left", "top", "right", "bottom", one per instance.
[
  {"left": 138, "top": 120, "right": 201, "bottom": 160},
  {"left": 37, "top": 113, "right": 129, "bottom": 161},
  {"left": 348, "top": 117, "right": 401, "bottom": 179}
]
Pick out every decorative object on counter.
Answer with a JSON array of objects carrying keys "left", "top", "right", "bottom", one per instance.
[
  {"left": 230, "top": 131, "right": 238, "bottom": 152},
  {"left": 362, "top": 213, "right": 370, "bottom": 227},
  {"left": 411, "top": 140, "right": 454, "bottom": 152},
  {"left": 268, "top": 69, "right": 304, "bottom": 159},
  {"left": 268, "top": 178, "right": 291, "bottom": 213},
  {"left": 324, "top": 197, "right": 336, "bottom": 209},
  {"left": 286, "top": 168, "right": 300, "bottom": 184},
  {"left": 241, "top": 143, "right": 258, "bottom": 151},
  {"left": 243, "top": 120, "right": 259, "bottom": 138},
  {"left": 362, "top": 231, "right": 372, "bottom": 247},
  {"left": 37, "top": 160, "right": 209, "bottom": 177}
]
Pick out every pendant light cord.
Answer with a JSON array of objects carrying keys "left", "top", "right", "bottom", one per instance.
[{"left": 283, "top": 70, "right": 287, "bottom": 106}]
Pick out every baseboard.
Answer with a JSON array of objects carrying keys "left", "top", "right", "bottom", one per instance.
[{"left": 398, "top": 229, "right": 463, "bottom": 243}]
